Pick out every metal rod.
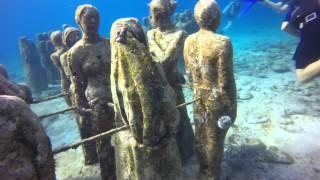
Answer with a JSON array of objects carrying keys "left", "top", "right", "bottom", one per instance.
[
  {"left": 51, "top": 98, "right": 200, "bottom": 154},
  {"left": 176, "top": 97, "right": 200, "bottom": 108},
  {"left": 40, "top": 97, "right": 199, "bottom": 121},
  {"left": 53, "top": 125, "right": 130, "bottom": 155},
  {"left": 39, "top": 107, "right": 76, "bottom": 120},
  {"left": 177, "top": 83, "right": 192, "bottom": 89},
  {"left": 32, "top": 93, "right": 69, "bottom": 104}
]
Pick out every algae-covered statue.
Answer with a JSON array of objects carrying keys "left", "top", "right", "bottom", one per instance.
[
  {"left": 69, "top": 4, "right": 115, "bottom": 180},
  {"left": 19, "top": 37, "right": 48, "bottom": 93},
  {"left": 0, "top": 64, "right": 33, "bottom": 104},
  {"left": 111, "top": 18, "right": 182, "bottom": 180},
  {"left": 184, "top": 0, "right": 237, "bottom": 179},
  {"left": 147, "top": 0, "right": 194, "bottom": 165},
  {"left": 60, "top": 27, "right": 81, "bottom": 106},
  {"left": 37, "top": 32, "right": 60, "bottom": 84},
  {"left": 0, "top": 95, "right": 55, "bottom": 179},
  {"left": 50, "top": 31, "right": 72, "bottom": 105}
]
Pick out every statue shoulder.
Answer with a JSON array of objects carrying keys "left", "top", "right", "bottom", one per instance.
[
  {"left": 214, "top": 35, "right": 232, "bottom": 49},
  {"left": 184, "top": 32, "right": 198, "bottom": 45},
  {"left": 175, "top": 28, "right": 187, "bottom": 37},
  {"left": 147, "top": 29, "right": 157, "bottom": 41},
  {"left": 147, "top": 28, "right": 157, "bottom": 36},
  {"left": 69, "top": 39, "right": 84, "bottom": 54}
]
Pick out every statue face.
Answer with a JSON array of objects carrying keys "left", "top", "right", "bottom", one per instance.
[
  {"left": 150, "top": 6, "right": 164, "bottom": 27},
  {"left": 80, "top": 8, "right": 100, "bottom": 35},
  {"left": 67, "top": 31, "right": 81, "bottom": 47},
  {"left": 111, "top": 18, "right": 146, "bottom": 45}
]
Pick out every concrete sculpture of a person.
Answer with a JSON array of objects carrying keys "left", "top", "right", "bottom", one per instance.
[
  {"left": 37, "top": 32, "right": 60, "bottom": 84},
  {"left": 52, "top": 28, "right": 81, "bottom": 106},
  {"left": 147, "top": 0, "right": 194, "bottom": 165},
  {"left": 50, "top": 31, "right": 73, "bottom": 105},
  {"left": 19, "top": 37, "right": 48, "bottom": 93},
  {"left": 68, "top": 4, "right": 115, "bottom": 180},
  {"left": 111, "top": 18, "right": 182, "bottom": 180},
  {"left": 184, "top": 0, "right": 237, "bottom": 179},
  {"left": 0, "top": 95, "right": 56, "bottom": 180}
]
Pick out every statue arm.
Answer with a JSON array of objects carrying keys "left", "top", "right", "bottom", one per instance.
[
  {"left": 110, "top": 47, "right": 126, "bottom": 125},
  {"left": 162, "top": 31, "right": 187, "bottom": 68},
  {"left": 50, "top": 53, "right": 62, "bottom": 70},
  {"left": 183, "top": 39, "right": 193, "bottom": 84},
  {"left": 217, "top": 39, "right": 234, "bottom": 106},
  {"left": 128, "top": 50, "right": 159, "bottom": 146},
  {"left": 69, "top": 51, "right": 88, "bottom": 109}
]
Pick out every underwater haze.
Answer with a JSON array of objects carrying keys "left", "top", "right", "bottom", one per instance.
[{"left": 0, "top": 0, "right": 284, "bottom": 71}]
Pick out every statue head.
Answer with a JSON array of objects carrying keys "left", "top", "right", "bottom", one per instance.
[
  {"left": 50, "top": 31, "right": 63, "bottom": 47},
  {"left": 111, "top": 18, "right": 146, "bottom": 46},
  {"left": 63, "top": 27, "right": 81, "bottom": 48},
  {"left": 149, "top": 0, "right": 177, "bottom": 27},
  {"left": 194, "top": 0, "right": 221, "bottom": 31},
  {"left": 75, "top": 4, "right": 100, "bottom": 36}
]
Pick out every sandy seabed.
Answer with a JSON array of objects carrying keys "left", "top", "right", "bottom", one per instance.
[{"left": 31, "top": 30, "right": 320, "bottom": 180}]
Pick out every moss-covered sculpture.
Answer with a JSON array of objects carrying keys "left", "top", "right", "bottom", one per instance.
[
  {"left": 50, "top": 30, "right": 72, "bottom": 105},
  {"left": 69, "top": 4, "right": 115, "bottom": 180},
  {"left": 184, "top": 0, "right": 237, "bottom": 179},
  {"left": 147, "top": 0, "right": 194, "bottom": 165},
  {"left": 0, "top": 95, "right": 55, "bottom": 179},
  {"left": 0, "top": 64, "right": 33, "bottom": 104},
  {"left": 110, "top": 18, "right": 182, "bottom": 180},
  {"left": 19, "top": 37, "right": 48, "bottom": 93},
  {"left": 37, "top": 32, "right": 60, "bottom": 84}
]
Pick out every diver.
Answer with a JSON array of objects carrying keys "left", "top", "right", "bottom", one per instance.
[
  {"left": 221, "top": 0, "right": 242, "bottom": 32},
  {"left": 262, "top": 0, "right": 320, "bottom": 82},
  {"left": 260, "top": 0, "right": 294, "bottom": 13}
]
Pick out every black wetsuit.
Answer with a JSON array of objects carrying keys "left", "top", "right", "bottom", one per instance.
[{"left": 286, "top": 0, "right": 320, "bottom": 69}]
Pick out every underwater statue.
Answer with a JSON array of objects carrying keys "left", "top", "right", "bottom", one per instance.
[
  {"left": 147, "top": 0, "right": 194, "bottom": 165},
  {"left": 59, "top": 27, "right": 81, "bottom": 106},
  {"left": 36, "top": 32, "right": 60, "bottom": 84},
  {"left": 184, "top": 0, "right": 237, "bottom": 179},
  {"left": 0, "top": 64, "right": 33, "bottom": 104},
  {"left": 50, "top": 31, "right": 70, "bottom": 105},
  {"left": 50, "top": 30, "right": 71, "bottom": 105},
  {"left": 0, "top": 95, "right": 56, "bottom": 179},
  {"left": 111, "top": 18, "right": 182, "bottom": 180},
  {"left": 19, "top": 37, "right": 48, "bottom": 93},
  {"left": 69, "top": 4, "right": 115, "bottom": 179}
]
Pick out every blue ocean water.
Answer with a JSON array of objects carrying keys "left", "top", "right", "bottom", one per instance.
[{"left": 0, "top": 0, "right": 288, "bottom": 75}]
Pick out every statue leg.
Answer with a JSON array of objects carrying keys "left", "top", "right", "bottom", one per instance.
[
  {"left": 91, "top": 100, "right": 116, "bottom": 180},
  {"left": 194, "top": 105, "right": 227, "bottom": 180},
  {"left": 174, "top": 85, "right": 194, "bottom": 165},
  {"left": 76, "top": 115, "right": 99, "bottom": 165}
]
